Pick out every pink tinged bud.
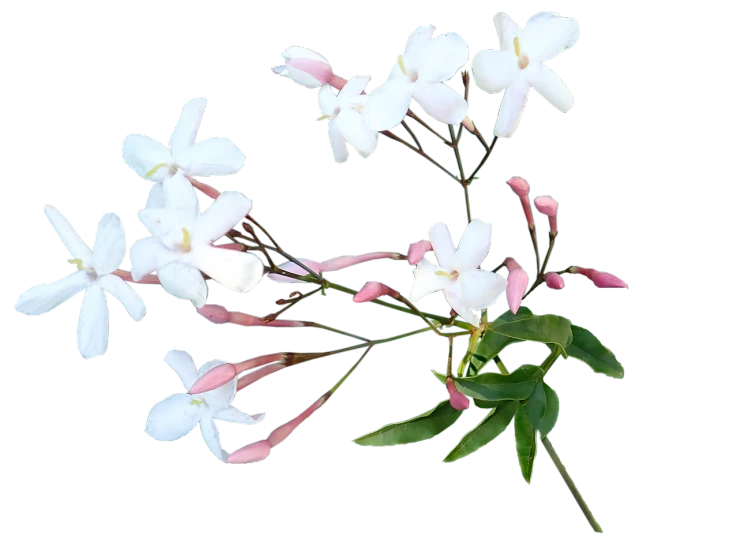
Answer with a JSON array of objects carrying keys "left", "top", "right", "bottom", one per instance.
[
  {"left": 267, "top": 394, "right": 329, "bottom": 447},
  {"left": 188, "top": 363, "right": 238, "bottom": 395},
  {"left": 320, "top": 252, "right": 400, "bottom": 272},
  {"left": 506, "top": 268, "right": 529, "bottom": 315},
  {"left": 187, "top": 177, "right": 221, "bottom": 199},
  {"left": 228, "top": 311, "right": 304, "bottom": 328},
  {"left": 407, "top": 240, "right": 433, "bottom": 265},
  {"left": 592, "top": 272, "right": 628, "bottom": 289},
  {"left": 446, "top": 378, "right": 470, "bottom": 411},
  {"left": 268, "top": 259, "right": 323, "bottom": 283},
  {"left": 545, "top": 273, "right": 565, "bottom": 290},
  {"left": 462, "top": 116, "right": 475, "bottom": 133},
  {"left": 507, "top": 177, "right": 534, "bottom": 228},
  {"left": 329, "top": 74, "right": 348, "bottom": 90},
  {"left": 534, "top": 195, "right": 559, "bottom": 235},
  {"left": 233, "top": 353, "right": 285, "bottom": 374},
  {"left": 197, "top": 304, "right": 230, "bottom": 324},
  {"left": 236, "top": 362, "right": 287, "bottom": 391},
  {"left": 353, "top": 282, "right": 398, "bottom": 303},
  {"left": 285, "top": 58, "right": 333, "bottom": 85},
  {"left": 227, "top": 439, "right": 272, "bottom": 464}
]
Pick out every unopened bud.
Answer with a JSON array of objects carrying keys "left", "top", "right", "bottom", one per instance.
[
  {"left": 534, "top": 195, "right": 559, "bottom": 235},
  {"left": 268, "top": 259, "right": 323, "bottom": 283},
  {"left": 506, "top": 177, "right": 530, "bottom": 198},
  {"left": 407, "top": 240, "right": 433, "bottom": 264},
  {"left": 188, "top": 363, "right": 238, "bottom": 395},
  {"left": 504, "top": 258, "right": 528, "bottom": 314},
  {"left": 446, "top": 378, "right": 470, "bottom": 411},
  {"left": 353, "top": 282, "right": 398, "bottom": 302},
  {"left": 227, "top": 439, "right": 272, "bottom": 464},
  {"left": 272, "top": 47, "right": 333, "bottom": 88},
  {"left": 197, "top": 304, "right": 230, "bottom": 324},
  {"left": 545, "top": 273, "right": 565, "bottom": 289},
  {"left": 571, "top": 267, "right": 628, "bottom": 289}
]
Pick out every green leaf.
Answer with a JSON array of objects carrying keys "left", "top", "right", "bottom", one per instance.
[
  {"left": 467, "top": 308, "right": 533, "bottom": 375},
  {"left": 523, "top": 381, "right": 547, "bottom": 429},
  {"left": 354, "top": 400, "right": 463, "bottom": 446},
  {"left": 491, "top": 314, "right": 573, "bottom": 354},
  {"left": 566, "top": 325, "right": 624, "bottom": 378},
  {"left": 451, "top": 365, "right": 544, "bottom": 401},
  {"left": 539, "top": 383, "right": 559, "bottom": 437},
  {"left": 443, "top": 401, "right": 517, "bottom": 462},
  {"left": 473, "top": 398, "right": 508, "bottom": 409},
  {"left": 514, "top": 403, "right": 537, "bottom": 483}
]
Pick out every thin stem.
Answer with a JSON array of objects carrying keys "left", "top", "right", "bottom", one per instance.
[
  {"left": 540, "top": 437, "right": 603, "bottom": 533},
  {"left": 407, "top": 110, "right": 452, "bottom": 145},
  {"left": 493, "top": 355, "right": 509, "bottom": 375},
  {"left": 382, "top": 130, "right": 460, "bottom": 183},
  {"left": 446, "top": 336, "right": 454, "bottom": 377},
  {"left": 529, "top": 226, "right": 541, "bottom": 276},
  {"left": 540, "top": 232, "right": 557, "bottom": 275},
  {"left": 462, "top": 185, "right": 472, "bottom": 223},
  {"left": 247, "top": 215, "right": 282, "bottom": 250},
  {"left": 302, "top": 322, "right": 370, "bottom": 343},
  {"left": 402, "top": 120, "right": 422, "bottom": 151},
  {"left": 263, "top": 287, "right": 323, "bottom": 322},
  {"left": 467, "top": 135, "right": 499, "bottom": 182},
  {"left": 449, "top": 124, "right": 471, "bottom": 223},
  {"left": 328, "top": 347, "right": 373, "bottom": 395}
]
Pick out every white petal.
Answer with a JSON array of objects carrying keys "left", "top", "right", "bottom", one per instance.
[
  {"left": 122, "top": 134, "right": 173, "bottom": 181},
  {"left": 215, "top": 406, "right": 265, "bottom": 425},
  {"left": 523, "top": 12, "right": 579, "bottom": 62},
  {"left": 199, "top": 417, "right": 226, "bottom": 461},
  {"left": 458, "top": 270, "right": 507, "bottom": 310},
  {"left": 471, "top": 49, "right": 517, "bottom": 94},
  {"left": 282, "top": 46, "right": 329, "bottom": 64},
  {"left": 192, "top": 191, "right": 252, "bottom": 244},
  {"left": 443, "top": 282, "right": 479, "bottom": 326},
  {"left": 169, "top": 98, "right": 206, "bottom": 158},
  {"left": 200, "top": 361, "right": 236, "bottom": 413},
  {"left": 412, "top": 82, "right": 468, "bottom": 125},
  {"left": 97, "top": 274, "right": 146, "bottom": 321},
  {"left": 272, "top": 64, "right": 288, "bottom": 76},
  {"left": 334, "top": 111, "right": 378, "bottom": 159},
  {"left": 92, "top": 213, "right": 125, "bottom": 275},
  {"left": 529, "top": 64, "right": 574, "bottom": 112},
  {"left": 130, "top": 237, "right": 177, "bottom": 281},
  {"left": 157, "top": 262, "right": 208, "bottom": 307},
  {"left": 494, "top": 77, "right": 530, "bottom": 138},
  {"left": 319, "top": 84, "right": 339, "bottom": 116},
  {"left": 404, "top": 25, "right": 436, "bottom": 68},
  {"left": 77, "top": 284, "right": 109, "bottom": 359},
  {"left": 285, "top": 67, "right": 323, "bottom": 88},
  {"left": 162, "top": 171, "right": 199, "bottom": 219},
  {"left": 365, "top": 78, "right": 414, "bottom": 131},
  {"left": 417, "top": 32, "right": 468, "bottom": 83},
  {"left": 339, "top": 75, "right": 371, "bottom": 99},
  {"left": 428, "top": 222, "right": 455, "bottom": 267},
  {"left": 164, "top": 350, "right": 199, "bottom": 390},
  {"left": 453, "top": 219, "right": 491, "bottom": 271},
  {"left": 15, "top": 271, "right": 88, "bottom": 315},
  {"left": 138, "top": 207, "right": 194, "bottom": 241},
  {"left": 146, "top": 183, "right": 166, "bottom": 209},
  {"left": 328, "top": 119, "right": 349, "bottom": 163},
  {"left": 44, "top": 205, "right": 93, "bottom": 266},
  {"left": 145, "top": 394, "right": 201, "bottom": 441},
  {"left": 191, "top": 247, "right": 263, "bottom": 294},
  {"left": 409, "top": 259, "right": 453, "bottom": 302},
  {"left": 494, "top": 12, "right": 523, "bottom": 53},
  {"left": 178, "top": 138, "right": 246, "bottom": 177}
]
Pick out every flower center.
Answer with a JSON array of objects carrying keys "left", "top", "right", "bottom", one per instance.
[
  {"left": 435, "top": 269, "right": 460, "bottom": 280},
  {"left": 144, "top": 162, "right": 179, "bottom": 179},
  {"left": 68, "top": 258, "right": 97, "bottom": 278},
  {"left": 398, "top": 55, "right": 418, "bottom": 82},
  {"left": 181, "top": 228, "right": 192, "bottom": 253},
  {"left": 189, "top": 398, "right": 205, "bottom": 406},
  {"left": 514, "top": 37, "right": 529, "bottom": 70}
]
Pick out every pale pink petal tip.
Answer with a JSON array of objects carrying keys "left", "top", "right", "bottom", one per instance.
[
  {"left": 534, "top": 196, "right": 558, "bottom": 216},
  {"left": 197, "top": 304, "right": 230, "bottom": 324},
  {"left": 286, "top": 58, "right": 333, "bottom": 85},
  {"left": 353, "top": 282, "right": 397, "bottom": 303},
  {"left": 545, "top": 273, "right": 565, "bottom": 290},
  {"left": 188, "top": 363, "right": 238, "bottom": 395},
  {"left": 446, "top": 379, "right": 470, "bottom": 411},
  {"left": 407, "top": 240, "right": 433, "bottom": 265},
  {"left": 227, "top": 440, "right": 272, "bottom": 464},
  {"left": 506, "top": 268, "right": 529, "bottom": 315},
  {"left": 592, "top": 272, "right": 628, "bottom": 289},
  {"left": 506, "top": 177, "right": 530, "bottom": 198},
  {"left": 462, "top": 116, "right": 475, "bottom": 132}
]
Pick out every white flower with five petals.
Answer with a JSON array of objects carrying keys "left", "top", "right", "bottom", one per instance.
[
  {"left": 318, "top": 76, "right": 378, "bottom": 163},
  {"left": 472, "top": 12, "right": 579, "bottom": 138},
  {"left": 15, "top": 206, "right": 145, "bottom": 358},
  {"left": 145, "top": 351, "right": 264, "bottom": 462},
  {"left": 366, "top": 25, "right": 469, "bottom": 131},
  {"left": 409, "top": 219, "right": 507, "bottom": 327}
]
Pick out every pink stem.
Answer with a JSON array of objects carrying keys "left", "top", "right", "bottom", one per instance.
[
  {"left": 236, "top": 362, "right": 286, "bottom": 391},
  {"left": 112, "top": 270, "right": 160, "bottom": 284},
  {"left": 233, "top": 353, "right": 285, "bottom": 374},
  {"left": 320, "top": 252, "right": 403, "bottom": 272},
  {"left": 187, "top": 177, "right": 221, "bottom": 199}
]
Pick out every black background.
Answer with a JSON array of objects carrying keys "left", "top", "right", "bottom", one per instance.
[{"left": 9, "top": 8, "right": 735, "bottom": 536}]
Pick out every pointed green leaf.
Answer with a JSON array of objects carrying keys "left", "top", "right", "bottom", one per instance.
[
  {"left": 539, "top": 383, "right": 559, "bottom": 437},
  {"left": 452, "top": 365, "right": 544, "bottom": 401},
  {"left": 565, "top": 325, "right": 624, "bottom": 378},
  {"left": 523, "top": 381, "right": 547, "bottom": 429},
  {"left": 467, "top": 308, "right": 533, "bottom": 375},
  {"left": 443, "top": 401, "right": 517, "bottom": 462},
  {"left": 514, "top": 403, "right": 537, "bottom": 483},
  {"left": 473, "top": 398, "right": 508, "bottom": 409},
  {"left": 354, "top": 400, "right": 463, "bottom": 446},
  {"left": 491, "top": 314, "right": 573, "bottom": 353}
]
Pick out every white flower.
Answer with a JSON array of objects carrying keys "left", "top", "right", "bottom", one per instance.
[
  {"left": 273, "top": 46, "right": 333, "bottom": 88},
  {"left": 15, "top": 206, "right": 145, "bottom": 358},
  {"left": 365, "top": 25, "right": 469, "bottom": 131},
  {"left": 318, "top": 76, "right": 378, "bottom": 163},
  {"left": 122, "top": 98, "right": 246, "bottom": 209},
  {"left": 472, "top": 12, "right": 579, "bottom": 138},
  {"left": 409, "top": 219, "right": 507, "bottom": 327},
  {"left": 145, "top": 351, "right": 264, "bottom": 462},
  {"left": 130, "top": 191, "right": 263, "bottom": 308}
]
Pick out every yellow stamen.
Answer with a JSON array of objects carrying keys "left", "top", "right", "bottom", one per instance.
[
  {"left": 435, "top": 269, "right": 460, "bottom": 279},
  {"left": 397, "top": 54, "right": 407, "bottom": 76},
  {"left": 182, "top": 227, "right": 191, "bottom": 252},
  {"left": 316, "top": 114, "right": 331, "bottom": 121},
  {"left": 68, "top": 258, "right": 84, "bottom": 271},
  {"left": 189, "top": 398, "right": 205, "bottom": 406},
  {"left": 144, "top": 162, "right": 170, "bottom": 179},
  {"left": 514, "top": 36, "right": 521, "bottom": 58},
  {"left": 513, "top": 37, "right": 529, "bottom": 69}
]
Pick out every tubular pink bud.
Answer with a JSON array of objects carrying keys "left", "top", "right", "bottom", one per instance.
[
  {"left": 592, "top": 272, "right": 628, "bottom": 289},
  {"left": 229, "top": 311, "right": 305, "bottom": 328},
  {"left": 227, "top": 440, "right": 272, "bottom": 464},
  {"left": 268, "top": 259, "right": 323, "bottom": 283},
  {"left": 236, "top": 362, "right": 287, "bottom": 391},
  {"left": 268, "top": 394, "right": 329, "bottom": 447},
  {"left": 353, "top": 282, "right": 398, "bottom": 303},
  {"left": 507, "top": 269, "right": 528, "bottom": 314},
  {"left": 188, "top": 363, "right": 238, "bottom": 395},
  {"left": 545, "top": 273, "right": 565, "bottom": 290},
  {"left": 507, "top": 177, "right": 534, "bottom": 228},
  {"left": 320, "top": 252, "right": 401, "bottom": 272},
  {"left": 187, "top": 177, "right": 221, "bottom": 199},
  {"left": 407, "top": 240, "right": 433, "bottom": 264},
  {"left": 329, "top": 74, "right": 348, "bottom": 89},
  {"left": 462, "top": 116, "right": 475, "bottom": 133},
  {"left": 233, "top": 353, "right": 285, "bottom": 374},
  {"left": 534, "top": 195, "right": 559, "bottom": 235},
  {"left": 446, "top": 378, "right": 470, "bottom": 411},
  {"left": 197, "top": 304, "right": 230, "bottom": 324},
  {"left": 286, "top": 58, "right": 333, "bottom": 85}
]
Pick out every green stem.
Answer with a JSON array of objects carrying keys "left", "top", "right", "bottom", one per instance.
[
  {"left": 328, "top": 347, "right": 373, "bottom": 395},
  {"left": 540, "top": 437, "right": 603, "bottom": 533},
  {"left": 467, "top": 135, "right": 498, "bottom": 182}
]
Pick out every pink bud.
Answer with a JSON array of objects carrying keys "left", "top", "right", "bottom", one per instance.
[
  {"left": 407, "top": 240, "right": 433, "bottom": 264},
  {"left": 545, "top": 273, "right": 565, "bottom": 290},
  {"left": 285, "top": 58, "right": 333, "bottom": 85},
  {"left": 504, "top": 259, "right": 528, "bottom": 314},
  {"left": 268, "top": 395, "right": 329, "bottom": 447},
  {"left": 508, "top": 177, "right": 534, "bottom": 229},
  {"left": 329, "top": 74, "right": 348, "bottom": 89},
  {"left": 233, "top": 353, "right": 285, "bottom": 374},
  {"left": 320, "top": 252, "right": 401, "bottom": 272},
  {"left": 462, "top": 116, "right": 475, "bottom": 133},
  {"left": 272, "top": 47, "right": 333, "bottom": 88},
  {"left": 592, "top": 272, "right": 628, "bottom": 289},
  {"left": 353, "top": 282, "right": 398, "bottom": 303},
  {"left": 227, "top": 440, "right": 272, "bottom": 464},
  {"left": 228, "top": 311, "right": 304, "bottom": 328},
  {"left": 236, "top": 362, "right": 287, "bottom": 391},
  {"left": 188, "top": 363, "right": 238, "bottom": 395},
  {"left": 446, "top": 378, "right": 470, "bottom": 411},
  {"left": 197, "top": 304, "right": 231, "bottom": 324},
  {"left": 534, "top": 195, "right": 559, "bottom": 234},
  {"left": 268, "top": 259, "right": 323, "bottom": 283}
]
